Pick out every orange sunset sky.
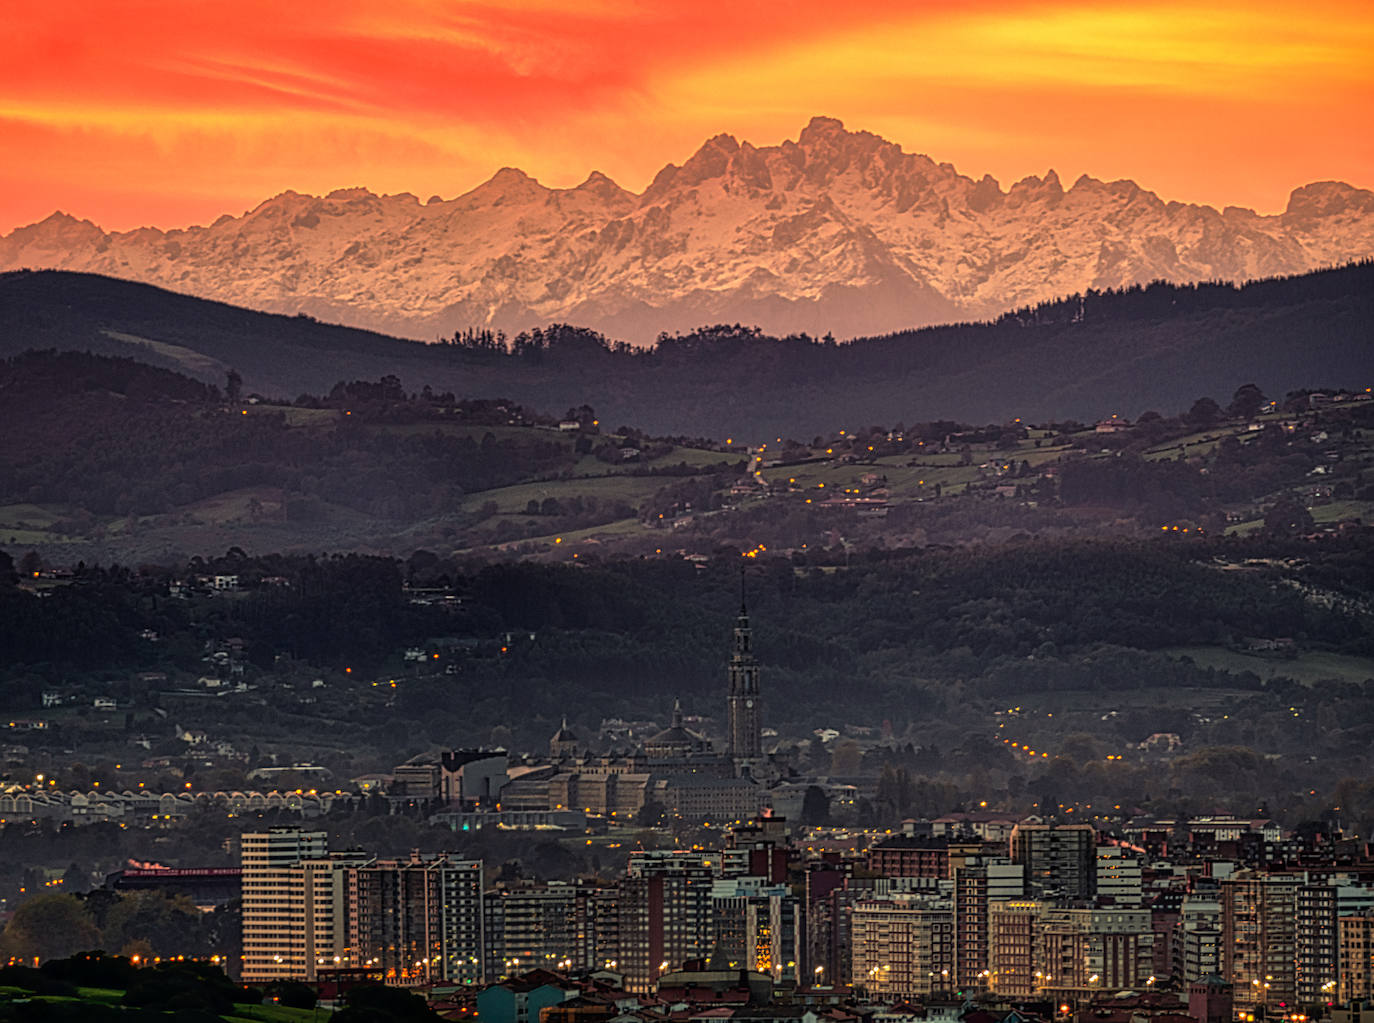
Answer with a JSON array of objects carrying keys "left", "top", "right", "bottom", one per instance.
[{"left": 2, "top": 0, "right": 1372, "bottom": 234}]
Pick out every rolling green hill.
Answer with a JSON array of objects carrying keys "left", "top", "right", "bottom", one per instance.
[
  {"left": 1, "top": 262, "right": 1370, "bottom": 439},
  {"left": 2, "top": 348, "right": 1372, "bottom": 567}
]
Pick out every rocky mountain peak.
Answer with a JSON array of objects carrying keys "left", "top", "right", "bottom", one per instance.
[
  {"left": 1006, "top": 170, "right": 1065, "bottom": 207},
  {"left": 798, "top": 115, "right": 848, "bottom": 144},
  {"left": 0, "top": 118, "right": 1368, "bottom": 344},
  {"left": 325, "top": 187, "right": 378, "bottom": 201},
  {"left": 795, "top": 116, "right": 896, "bottom": 179},
  {"left": 1285, "top": 181, "right": 1374, "bottom": 220},
  {"left": 576, "top": 170, "right": 614, "bottom": 189},
  {"left": 675, "top": 133, "right": 741, "bottom": 187},
  {"left": 7, "top": 211, "right": 105, "bottom": 248},
  {"left": 469, "top": 166, "right": 546, "bottom": 203}
]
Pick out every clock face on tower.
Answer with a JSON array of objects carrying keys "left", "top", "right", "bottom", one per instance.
[{"left": 745, "top": 699, "right": 754, "bottom": 708}]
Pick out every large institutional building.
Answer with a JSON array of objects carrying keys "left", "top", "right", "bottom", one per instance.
[
  {"left": 239, "top": 603, "right": 790, "bottom": 987},
  {"left": 498, "top": 599, "right": 777, "bottom": 824}
]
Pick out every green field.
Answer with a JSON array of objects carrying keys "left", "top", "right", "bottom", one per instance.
[
  {"left": 252, "top": 405, "right": 339, "bottom": 427},
  {"left": 0, "top": 526, "right": 64, "bottom": 545},
  {"left": 1003, "top": 685, "right": 1258, "bottom": 714},
  {"left": 0, "top": 503, "right": 77, "bottom": 544},
  {"left": 371, "top": 421, "right": 569, "bottom": 443},
  {"left": 1311, "top": 500, "right": 1374, "bottom": 524},
  {"left": 653, "top": 445, "right": 739, "bottom": 468},
  {"left": 459, "top": 473, "right": 672, "bottom": 514},
  {"left": 1142, "top": 422, "right": 1255, "bottom": 461},
  {"left": 225, "top": 1003, "right": 331, "bottom": 1021},
  {"left": 103, "top": 330, "right": 232, "bottom": 378},
  {"left": 182, "top": 486, "right": 287, "bottom": 525},
  {"left": 0, "top": 981, "right": 333, "bottom": 1020},
  {"left": 0, "top": 503, "right": 74, "bottom": 528},
  {"left": 6, "top": 370, "right": 1369, "bottom": 562},
  {"left": 1163, "top": 646, "right": 1374, "bottom": 686},
  {"left": 70, "top": 986, "right": 123, "bottom": 1000},
  {"left": 468, "top": 514, "right": 650, "bottom": 555},
  {"left": 766, "top": 440, "right": 1053, "bottom": 500},
  {"left": 1229, "top": 500, "right": 1374, "bottom": 536}
]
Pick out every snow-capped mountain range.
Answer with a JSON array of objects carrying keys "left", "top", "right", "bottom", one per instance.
[{"left": 3, "top": 117, "right": 1371, "bottom": 342}]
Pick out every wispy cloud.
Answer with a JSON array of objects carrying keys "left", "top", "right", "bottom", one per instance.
[{"left": 1, "top": 0, "right": 1369, "bottom": 231}]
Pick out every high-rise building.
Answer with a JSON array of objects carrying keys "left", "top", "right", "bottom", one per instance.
[
  {"left": 952, "top": 857, "right": 1024, "bottom": 991},
  {"left": 1150, "top": 892, "right": 1182, "bottom": 982},
  {"left": 587, "top": 885, "right": 621, "bottom": 973},
  {"left": 484, "top": 881, "right": 618, "bottom": 979},
  {"left": 805, "top": 874, "right": 874, "bottom": 990},
  {"left": 1339, "top": 911, "right": 1374, "bottom": 1001},
  {"left": 726, "top": 601, "right": 762, "bottom": 765},
  {"left": 1220, "top": 875, "right": 1298, "bottom": 1008},
  {"left": 1295, "top": 883, "right": 1338, "bottom": 1005},
  {"left": 711, "top": 876, "right": 802, "bottom": 984},
  {"left": 297, "top": 853, "right": 371, "bottom": 981},
  {"left": 1039, "top": 907, "right": 1154, "bottom": 996},
  {"left": 1009, "top": 821, "right": 1096, "bottom": 901},
  {"left": 619, "top": 851, "right": 715, "bottom": 992},
  {"left": 984, "top": 898, "right": 1151, "bottom": 999},
  {"left": 721, "top": 817, "right": 789, "bottom": 883},
  {"left": 350, "top": 852, "right": 484, "bottom": 984},
  {"left": 867, "top": 836, "right": 989, "bottom": 880},
  {"left": 852, "top": 893, "right": 955, "bottom": 1001},
  {"left": 987, "top": 899, "right": 1045, "bottom": 997},
  {"left": 1175, "top": 895, "right": 1223, "bottom": 982},
  {"left": 241, "top": 827, "right": 330, "bottom": 983},
  {"left": 1095, "top": 846, "right": 1143, "bottom": 907},
  {"left": 486, "top": 882, "right": 581, "bottom": 978}
]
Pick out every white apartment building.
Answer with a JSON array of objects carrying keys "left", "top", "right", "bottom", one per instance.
[{"left": 240, "top": 828, "right": 365, "bottom": 983}]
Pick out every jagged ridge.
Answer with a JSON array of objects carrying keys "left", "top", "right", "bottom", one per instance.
[{"left": 2, "top": 117, "right": 1371, "bottom": 342}]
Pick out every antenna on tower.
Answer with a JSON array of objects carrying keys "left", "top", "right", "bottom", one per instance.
[{"left": 739, "top": 563, "right": 748, "bottom": 614}]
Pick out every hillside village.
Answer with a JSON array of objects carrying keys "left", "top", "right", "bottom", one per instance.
[{"left": 3, "top": 349, "right": 1370, "bottom": 567}]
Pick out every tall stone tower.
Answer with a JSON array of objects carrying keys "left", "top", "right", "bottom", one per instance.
[{"left": 726, "top": 596, "right": 762, "bottom": 764}]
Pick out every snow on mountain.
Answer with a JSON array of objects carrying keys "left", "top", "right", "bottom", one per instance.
[{"left": 3, "top": 117, "right": 1371, "bottom": 342}]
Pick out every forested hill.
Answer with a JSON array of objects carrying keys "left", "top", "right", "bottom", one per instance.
[{"left": 0, "top": 262, "right": 1370, "bottom": 437}]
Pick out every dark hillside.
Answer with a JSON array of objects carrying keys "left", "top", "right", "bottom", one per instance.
[
  {"left": 0, "top": 262, "right": 1370, "bottom": 439},
  {"left": 0, "top": 351, "right": 571, "bottom": 521}
]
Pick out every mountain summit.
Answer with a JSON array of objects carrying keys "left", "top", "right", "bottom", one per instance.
[{"left": 2, "top": 118, "right": 1371, "bottom": 341}]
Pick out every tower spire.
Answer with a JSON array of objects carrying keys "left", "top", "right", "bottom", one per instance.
[
  {"left": 739, "top": 563, "right": 748, "bottom": 614},
  {"left": 726, "top": 592, "right": 761, "bottom": 766}
]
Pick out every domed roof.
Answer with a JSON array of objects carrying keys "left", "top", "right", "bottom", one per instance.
[
  {"left": 648, "top": 724, "right": 698, "bottom": 745},
  {"left": 645, "top": 699, "right": 706, "bottom": 751}
]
